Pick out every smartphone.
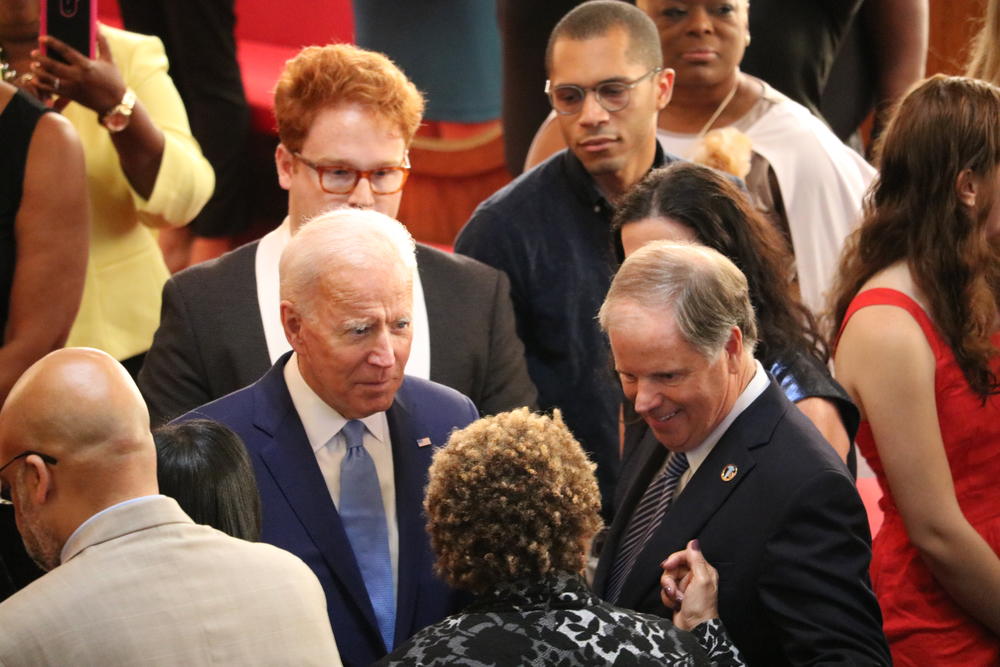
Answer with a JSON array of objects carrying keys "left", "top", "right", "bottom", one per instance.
[{"left": 40, "top": 0, "right": 96, "bottom": 63}]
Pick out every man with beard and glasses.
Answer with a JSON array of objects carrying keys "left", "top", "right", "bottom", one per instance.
[{"left": 0, "top": 348, "right": 341, "bottom": 665}]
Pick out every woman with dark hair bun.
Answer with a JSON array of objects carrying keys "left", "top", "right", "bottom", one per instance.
[
  {"left": 613, "top": 161, "right": 857, "bottom": 469},
  {"left": 831, "top": 75, "right": 1000, "bottom": 665},
  {"left": 153, "top": 419, "right": 261, "bottom": 542}
]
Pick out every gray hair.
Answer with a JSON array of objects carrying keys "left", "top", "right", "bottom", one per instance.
[
  {"left": 599, "top": 241, "right": 758, "bottom": 358},
  {"left": 546, "top": 0, "right": 663, "bottom": 74},
  {"left": 279, "top": 208, "right": 416, "bottom": 313}
]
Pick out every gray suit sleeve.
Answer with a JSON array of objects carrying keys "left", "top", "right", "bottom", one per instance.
[
  {"left": 138, "top": 277, "right": 213, "bottom": 426},
  {"left": 478, "top": 268, "right": 538, "bottom": 415}
]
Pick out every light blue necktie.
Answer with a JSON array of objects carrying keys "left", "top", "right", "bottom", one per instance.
[
  {"left": 339, "top": 419, "right": 395, "bottom": 650},
  {"left": 606, "top": 451, "right": 689, "bottom": 604}
]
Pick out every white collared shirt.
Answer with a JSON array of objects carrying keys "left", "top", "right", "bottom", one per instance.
[
  {"left": 677, "top": 360, "right": 769, "bottom": 493},
  {"left": 254, "top": 217, "right": 431, "bottom": 379},
  {"left": 284, "top": 354, "right": 399, "bottom": 592}
]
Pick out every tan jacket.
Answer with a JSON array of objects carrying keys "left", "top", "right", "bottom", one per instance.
[{"left": 0, "top": 496, "right": 341, "bottom": 665}]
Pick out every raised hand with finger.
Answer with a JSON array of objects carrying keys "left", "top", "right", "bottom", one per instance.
[
  {"left": 660, "top": 538, "right": 721, "bottom": 632},
  {"left": 30, "top": 31, "right": 126, "bottom": 115}
]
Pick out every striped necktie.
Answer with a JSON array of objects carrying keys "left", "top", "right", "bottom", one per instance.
[{"left": 606, "top": 451, "right": 689, "bottom": 604}]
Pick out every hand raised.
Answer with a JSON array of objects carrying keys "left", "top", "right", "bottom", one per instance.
[
  {"left": 31, "top": 31, "right": 126, "bottom": 114},
  {"left": 660, "top": 539, "right": 720, "bottom": 631}
]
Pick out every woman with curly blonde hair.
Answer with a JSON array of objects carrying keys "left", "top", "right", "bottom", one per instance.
[{"left": 378, "top": 408, "right": 744, "bottom": 666}]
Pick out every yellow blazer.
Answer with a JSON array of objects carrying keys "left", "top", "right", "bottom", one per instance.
[{"left": 64, "top": 26, "right": 214, "bottom": 360}]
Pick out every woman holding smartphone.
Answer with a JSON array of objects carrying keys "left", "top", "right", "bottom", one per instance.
[{"left": 0, "top": 0, "right": 213, "bottom": 378}]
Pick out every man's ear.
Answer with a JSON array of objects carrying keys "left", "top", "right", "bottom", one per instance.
[
  {"left": 724, "top": 326, "right": 744, "bottom": 369},
  {"left": 276, "top": 143, "right": 295, "bottom": 192},
  {"left": 655, "top": 68, "right": 675, "bottom": 111},
  {"left": 956, "top": 167, "right": 979, "bottom": 210},
  {"left": 281, "top": 300, "right": 303, "bottom": 350},
  {"left": 23, "top": 454, "right": 53, "bottom": 505}
]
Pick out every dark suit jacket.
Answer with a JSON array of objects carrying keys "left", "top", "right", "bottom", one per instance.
[
  {"left": 180, "top": 354, "right": 478, "bottom": 667},
  {"left": 139, "top": 240, "right": 536, "bottom": 425},
  {"left": 594, "top": 379, "right": 890, "bottom": 667}
]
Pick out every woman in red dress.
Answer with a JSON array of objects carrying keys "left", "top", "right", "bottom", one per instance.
[{"left": 831, "top": 75, "right": 1000, "bottom": 665}]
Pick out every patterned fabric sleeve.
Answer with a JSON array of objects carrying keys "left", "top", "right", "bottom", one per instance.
[{"left": 690, "top": 618, "right": 746, "bottom": 667}]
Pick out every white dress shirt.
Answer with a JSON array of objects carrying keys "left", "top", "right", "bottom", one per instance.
[
  {"left": 284, "top": 354, "right": 400, "bottom": 592},
  {"left": 677, "top": 360, "right": 769, "bottom": 494},
  {"left": 254, "top": 217, "right": 431, "bottom": 379}
]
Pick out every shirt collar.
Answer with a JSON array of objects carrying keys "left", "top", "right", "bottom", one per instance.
[
  {"left": 684, "top": 359, "right": 769, "bottom": 476},
  {"left": 561, "top": 140, "right": 667, "bottom": 210},
  {"left": 60, "top": 495, "right": 165, "bottom": 564},
  {"left": 283, "top": 352, "right": 389, "bottom": 453}
]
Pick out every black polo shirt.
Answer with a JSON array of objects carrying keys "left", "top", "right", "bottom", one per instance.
[{"left": 456, "top": 144, "right": 673, "bottom": 512}]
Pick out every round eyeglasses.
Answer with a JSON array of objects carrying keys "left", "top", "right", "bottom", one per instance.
[
  {"left": 293, "top": 152, "right": 411, "bottom": 195},
  {"left": 545, "top": 67, "right": 663, "bottom": 115}
]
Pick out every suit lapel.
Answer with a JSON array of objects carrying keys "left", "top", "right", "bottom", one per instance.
[
  {"left": 251, "top": 358, "right": 380, "bottom": 633},
  {"left": 232, "top": 240, "right": 271, "bottom": 384},
  {"left": 613, "top": 380, "right": 785, "bottom": 608},
  {"left": 385, "top": 382, "right": 434, "bottom": 645}
]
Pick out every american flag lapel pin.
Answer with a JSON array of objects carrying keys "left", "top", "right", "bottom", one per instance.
[{"left": 417, "top": 437, "right": 432, "bottom": 448}]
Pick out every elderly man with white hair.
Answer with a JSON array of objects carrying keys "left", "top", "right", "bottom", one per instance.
[{"left": 178, "top": 207, "right": 477, "bottom": 667}]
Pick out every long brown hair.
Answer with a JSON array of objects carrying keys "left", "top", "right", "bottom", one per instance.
[
  {"left": 829, "top": 75, "right": 1000, "bottom": 397},
  {"left": 613, "top": 161, "right": 828, "bottom": 366},
  {"left": 967, "top": 0, "right": 1000, "bottom": 85}
]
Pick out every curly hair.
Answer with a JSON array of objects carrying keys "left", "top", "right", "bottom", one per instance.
[
  {"left": 425, "top": 408, "right": 603, "bottom": 594},
  {"left": 829, "top": 75, "right": 1000, "bottom": 397},
  {"left": 274, "top": 43, "right": 425, "bottom": 153},
  {"left": 613, "top": 161, "right": 828, "bottom": 365}
]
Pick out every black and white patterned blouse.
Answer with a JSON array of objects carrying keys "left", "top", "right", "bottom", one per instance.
[{"left": 376, "top": 572, "right": 744, "bottom": 666}]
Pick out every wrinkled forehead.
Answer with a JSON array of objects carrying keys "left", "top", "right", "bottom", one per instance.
[{"left": 316, "top": 261, "right": 413, "bottom": 306}]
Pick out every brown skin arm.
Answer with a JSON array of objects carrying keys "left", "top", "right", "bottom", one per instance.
[
  {"left": 30, "top": 31, "right": 165, "bottom": 199},
  {"left": 0, "top": 110, "right": 89, "bottom": 406},
  {"left": 861, "top": 0, "right": 928, "bottom": 139}
]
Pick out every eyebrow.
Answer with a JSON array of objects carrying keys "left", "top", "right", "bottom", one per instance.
[{"left": 309, "top": 156, "right": 404, "bottom": 168}]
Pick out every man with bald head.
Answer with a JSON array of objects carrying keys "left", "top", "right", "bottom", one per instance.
[
  {"left": 181, "top": 207, "right": 478, "bottom": 667},
  {"left": 593, "top": 242, "right": 888, "bottom": 665},
  {"left": 0, "top": 348, "right": 341, "bottom": 665}
]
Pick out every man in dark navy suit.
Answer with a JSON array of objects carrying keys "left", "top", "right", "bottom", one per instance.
[
  {"left": 593, "top": 241, "right": 890, "bottom": 666},
  {"left": 180, "top": 208, "right": 477, "bottom": 666}
]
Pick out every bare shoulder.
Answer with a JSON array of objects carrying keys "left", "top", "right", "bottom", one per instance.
[
  {"left": 835, "top": 265, "right": 936, "bottom": 412},
  {"left": 30, "top": 110, "right": 82, "bottom": 153}
]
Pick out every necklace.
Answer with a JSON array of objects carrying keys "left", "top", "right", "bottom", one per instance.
[
  {"left": 0, "top": 43, "right": 16, "bottom": 83},
  {"left": 696, "top": 78, "right": 740, "bottom": 137}
]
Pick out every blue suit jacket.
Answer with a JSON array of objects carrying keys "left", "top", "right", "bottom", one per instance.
[{"left": 178, "top": 353, "right": 478, "bottom": 666}]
